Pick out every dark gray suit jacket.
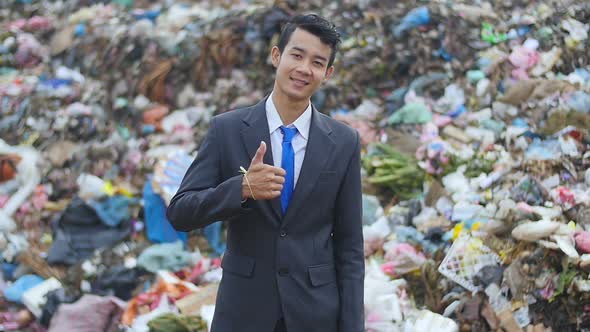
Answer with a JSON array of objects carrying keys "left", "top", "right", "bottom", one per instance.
[{"left": 167, "top": 97, "right": 364, "bottom": 332}]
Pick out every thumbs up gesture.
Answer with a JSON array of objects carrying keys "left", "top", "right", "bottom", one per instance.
[{"left": 242, "top": 141, "right": 286, "bottom": 200}]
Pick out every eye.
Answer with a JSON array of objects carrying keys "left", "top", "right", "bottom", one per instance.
[
  {"left": 292, "top": 53, "right": 302, "bottom": 59},
  {"left": 313, "top": 61, "right": 324, "bottom": 67}
]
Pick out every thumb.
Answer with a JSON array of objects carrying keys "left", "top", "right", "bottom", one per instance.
[{"left": 251, "top": 141, "right": 267, "bottom": 165}]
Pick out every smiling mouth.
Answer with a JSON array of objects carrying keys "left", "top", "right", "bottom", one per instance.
[{"left": 290, "top": 77, "right": 309, "bottom": 86}]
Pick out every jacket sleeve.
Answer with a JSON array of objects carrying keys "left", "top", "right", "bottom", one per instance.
[
  {"left": 166, "top": 116, "right": 247, "bottom": 232},
  {"left": 334, "top": 131, "right": 365, "bottom": 332}
]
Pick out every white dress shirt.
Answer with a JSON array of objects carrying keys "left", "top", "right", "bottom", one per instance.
[{"left": 265, "top": 91, "right": 311, "bottom": 189}]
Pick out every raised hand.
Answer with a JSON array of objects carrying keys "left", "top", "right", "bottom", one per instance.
[{"left": 242, "top": 141, "right": 286, "bottom": 200}]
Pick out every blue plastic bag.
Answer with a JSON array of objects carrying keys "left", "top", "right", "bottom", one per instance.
[{"left": 143, "top": 179, "right": 187, "bottom": 245}]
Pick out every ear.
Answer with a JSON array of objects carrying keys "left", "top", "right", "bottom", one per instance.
[
  {"left": 323, "top": 66, "right": 334, "bottom": 82},
  {"left": 271, "top": 46, "right": 281, "bottom": 68}
]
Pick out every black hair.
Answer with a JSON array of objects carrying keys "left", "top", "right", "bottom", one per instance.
[{"left": 277, "top": 14, "right": 341, "bottom": 68}]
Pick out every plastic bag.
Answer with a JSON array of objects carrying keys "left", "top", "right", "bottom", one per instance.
[
  {"left": 76, "top": 173, "right": 106, "bottom": 200},
  {"left": 405, "top": 310, "right": 458, "bottom": 332},
  {"left": 0, "top": 139, "right": 41, "bottom": 232},
  {"left": 382, "top": 242, "right": 426, "bottom": 276},
  {"left": 392, "top": 7, "right": 430, "bottom": 38},
  {"left": 365, "top": 259, "right": 408, "bottom": 331},
  {"left": 363, "top": 216, "right": 391, "bottom": 256}
]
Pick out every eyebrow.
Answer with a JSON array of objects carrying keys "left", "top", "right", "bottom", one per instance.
[{"left": 290, "top": 46, "right": 328, "bottom": 63}]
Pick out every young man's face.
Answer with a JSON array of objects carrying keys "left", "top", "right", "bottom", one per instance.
[{"left": 271, "top": 28, "right": 334, "bottom": 103}]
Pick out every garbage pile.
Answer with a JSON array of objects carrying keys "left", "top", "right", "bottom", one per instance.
[{"left": 0, "top": 0, "right": 589, "bottom": 331}]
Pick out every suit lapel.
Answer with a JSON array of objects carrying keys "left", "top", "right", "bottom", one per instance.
[
  {"left": 283, "top": 107, "right": 335, "bottom": 226},
  {"left": 240, "top": 98, "right": 282, "bottom": 222}
]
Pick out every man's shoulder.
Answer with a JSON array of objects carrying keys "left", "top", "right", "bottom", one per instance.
[
  {"left": 208, "top": 103, "right": 264, "bottom": 134},
  {"left": 213, "top": 105, "right": 254, "bottom": 123}
]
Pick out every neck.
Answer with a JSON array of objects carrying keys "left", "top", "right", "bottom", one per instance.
[{"left": 271, "top": 87, "right": 309, "bottom": 126}]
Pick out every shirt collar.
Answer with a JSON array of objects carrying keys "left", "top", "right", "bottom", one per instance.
[{"left": 265, "top": 91, "right": 312, "bottom": 140}]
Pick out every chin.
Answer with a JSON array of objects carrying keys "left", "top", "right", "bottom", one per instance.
[{"left": 285, "top": 88, "right": 311, "bottom": 101}]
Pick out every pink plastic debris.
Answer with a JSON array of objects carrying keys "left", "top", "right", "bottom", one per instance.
[
  {"left": 553, "top": 186, "right": 576, "bottom": 209},
  {"left": 381, "top": 261, "right": 396, "bottom": 276},
  {"left": 0, "top": 195, "right": 9, "bottom": 208},
  {"left": 509, "top": 46, "right": 540, "bottom": 79},
  {"left": 26, "top": 16, "right": 52, "bottom": 31},
  {"left": 15, "top": 33, "right": 48, "bottom": 68},
  {"left": 6, "top": 16, "right": 52, "bottom": 32},
  {"left": 433, "top": 113, "right": 453, "bottom": 127},
  {"left": 516, "top": 202, "right": 534, "bottom": 213},
  {"left": 539, "top": 282, "right": 555, "bottom": 301},
  {"left": 332, "top": 113, "right": 378, "bottom": 145},
  {"left": 385, "top": 243, "right": 421, "bottom": 260},
  {"left": 31, "top": 185, "right": 49, "bottom": 210},
  {"left": 575, "top": 231, "right": 590, "bottom": 254},
  {"left": 6, "top": 19, "right": 27, "bottom": 31},
  {"left": 381, "top": 243, "right": 426, "bottom": 276}
]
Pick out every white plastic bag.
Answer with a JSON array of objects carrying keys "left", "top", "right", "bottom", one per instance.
[
  {"left": 365, "top": 259, "right": 408, "bottom": 331},
  {"left": 363, "top": 216, "right": 391, "bottom": 256},
  {"left": 382, "top": 242, "right": 426, "bottom": 276},
  {"left": 404, "top": 310, "right": 458, "bottom": 332},
  {"left": 0, "top": 139, "right": 41, "bottom": 232},
  {"left": 76, "top": 173, "right": 106, "bottom": 200}
]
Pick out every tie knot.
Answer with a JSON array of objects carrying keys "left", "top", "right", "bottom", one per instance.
[{"left": 280, "top": 126, "right": 298, "bottom": 143}]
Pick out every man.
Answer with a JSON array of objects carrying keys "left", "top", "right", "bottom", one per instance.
[{"left": 167, "top": 14, "right": 364, "bottom": 332}]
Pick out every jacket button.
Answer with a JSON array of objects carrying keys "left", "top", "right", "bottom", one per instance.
[{"left": 280, "top": 231, "right": 287, "bottom": 237}]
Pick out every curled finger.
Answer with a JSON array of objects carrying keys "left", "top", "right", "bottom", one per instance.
[
  {"left": 273, "top": 175, "right": 285, "bottom": 184},
  {"left": 272, "top": 166, "right": 287, "bottom": 177}
]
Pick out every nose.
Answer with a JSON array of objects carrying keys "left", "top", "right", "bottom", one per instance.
[{"left": 295, "top": 61, "right": 312, "bottom": 76}]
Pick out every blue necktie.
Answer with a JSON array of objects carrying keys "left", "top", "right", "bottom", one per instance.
[{"left": 280, "top": 126, "right": 298, "bottom": 215}]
